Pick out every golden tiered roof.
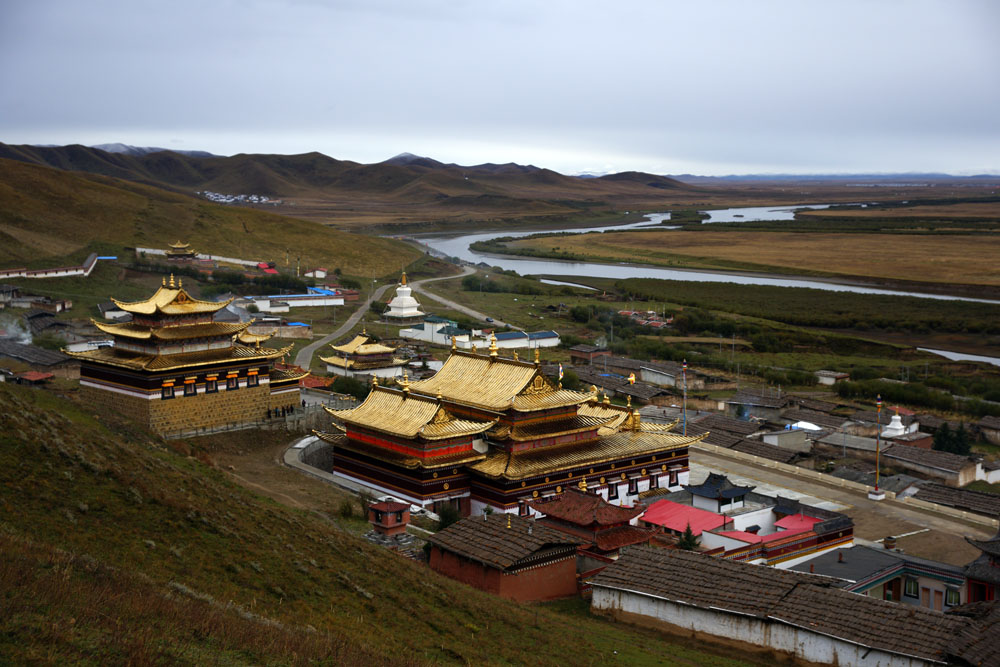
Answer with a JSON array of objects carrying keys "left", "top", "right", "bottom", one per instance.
[
  {"left": 66, "top": 343, "right": 294, "bottom": 372},
  {"left": 93, "top": 320, "right": 251, "bottom": 340},
  {"left": 408, "top": 350, "right": 592, "bottom": 413},
  {"left": 470, "top": 429, "right": 703, "bottom": 481},
  {"left": 325, "top": 386, "right": 495, "bottom": 441},
  {"left": 326, "top": 333, "right": 397, "bottom": 356},
  {"left": 578, "top": 399, "right": 681, "bottom": 435},
  {"left": 236, "top": 330, "right": 275, "bottom": 346},
  {"left": 111, "top": 276, "right": 232, "bottom": 315},
  {"left": 271, "top": 363, "right": 311, "bottom": 383},
  {"left": 322, "top": 355, "right": 408, "bottom": 371}
]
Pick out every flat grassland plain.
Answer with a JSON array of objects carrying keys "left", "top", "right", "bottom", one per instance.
[{"left": 505, "top": 230, "right": 1000, "bottom": 287}]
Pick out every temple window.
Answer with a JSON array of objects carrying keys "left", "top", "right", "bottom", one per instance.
[
  {"left": 247, "top": 374, "right": 259, "bottom": 387},
  {"left": 627, "top": 478, "right": 637, "bottom": 495},
  {"left": 608, "top": 484, "right": 618, "bottom": 500},
  {"left": 227, "top": 377, "right": 238, "bottom": 390},
  {"left": 184, "top": 383, "right": 196, "bottom": 397},
  {"left": 161, "top": 386, "right": 174, "bottom": 400},
  {"left": 205, "top": 379, "right": 218, "bottom": 393},
  {"left": 946, "top": 588, "right": 960, "bottom": 606}
]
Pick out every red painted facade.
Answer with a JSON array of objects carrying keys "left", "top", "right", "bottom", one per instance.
[{"left": 428, "top": 546, "right": 578, "bottom": 602}]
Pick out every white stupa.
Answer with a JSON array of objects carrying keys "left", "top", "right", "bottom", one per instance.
[
  {"left": 881, "top": 411, "right": 907, "bottom": 439},
  {"left": 383, "top": 272, "right": 426, "bottom": 324}
]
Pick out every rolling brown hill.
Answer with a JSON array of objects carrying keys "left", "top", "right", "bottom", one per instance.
[
  {"left": 0, "top": 157, "right": 419, "bottom": 273},
  {"left": 0, "top": 143, "right": 704, "bottom": 228}
]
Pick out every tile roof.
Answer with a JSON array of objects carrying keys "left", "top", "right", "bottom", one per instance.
[
  {"left": 781, "top": 408, "right": 851, "bottom": 430},
  {"left": 326, "top": 386, "right": 495, "bottom": 441},
  {"left": 427, "top": 513, "right": 582, "bottom": 571},
  {"left": 469, "top": 429, "right": 698, "bottom": 481},
  {"left": 913, "top": 482, "right": 1000, "bottom": 518},
  {"left": 882, "top": 443, "right": 974, "bottom": 473},
  {"left": 726, "top": 389, "right": 788, "bottom": 409},
  {"left": 0, "top": 340, "right": 71, "bottom": 366},
  {"left": 67, "top": 343, "right": 292, "bottom": 372},
  {"left": 730, "top": 438, "right": 799, "bottom": 463},
  {"left": 529, "top": 488, "right": 643, "bottom": 526},
  {"left": 945, "top": 601, "right": 1000, "bottom": 667},
  {"left": 699, "top": 430, "right": 743, "bottom": 448},
  {"left": 979, "top": 415, "right": 1000, "bottom": 430},
  {"left": 683, "top": 472, "right": 754, "bottom": 499},
  {"left": 112, "top": 285, "right": 232, "bottom": 315},
  {"left": 641, "top": 499, "right": 728, "bottom": 535},
  {"left": 594, "top": 525, "right": 657, "bottom": 551},
  {"left": 328, "top": 333, "right": 397, "bottom": 356},
  {"left": 966, "top": 526, "right": 1000, "bottom": 558},
  {"left": 592, "top": 547, "right": 968, "bottom": 663},
  {"left": 690, "top": 413, "right": 762, "bottom": 436},
  {"left": 410, "top": 351, "right": 591, "bottom": 412},
  {"left": 92, "top": 320, "right": 250, "bottom": 340},
  {"left": 789, "top": 545, "right": 900, "bottom": 582}
]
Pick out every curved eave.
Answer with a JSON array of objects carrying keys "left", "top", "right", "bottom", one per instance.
[
  {"left": 111, "top": 287, "right": 234, "bottom": 316},
  {"left": 92, "top": 319, "right": 152, "bottom": 339}
]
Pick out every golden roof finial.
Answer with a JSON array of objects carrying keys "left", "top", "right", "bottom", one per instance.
[
  {"left": 489, "top": 332, "right": 498, "bottom": 358},
  {"left": 534, "top": 348, "right": 540, "bottom": 365},
  {"left": 579, "top": 478, "right": 588, "bottom": 491},
  {"left": 169, "top": 273, "right": 175, "bottom": 288},
  {"left": 471, "top": 343, "right": 477, "bottom": 353},
  {"left": 591, "top": 384, "right": 599, "bottom": 395},
  {"left": 400, "top": 271, "right": 407, "bottom": 286},
  {"left": 506, "top": 513, "right": 511, "bottom": 529},
  {"left": 372, "top": 375, "right": 379, "bottom": 387},
  {"left": 161, "top": 276, "right": 166, "bottom": 286},
  {"left": 627, "top": 395, "right": 632, "bottom": 408},
  {"left": 603, "top": 393, "right": 610, "bottom": 404},
  {"left": 178, "top": 277, "right": 183, "bottom": 288},
  {"left": 451, "top": 336, "right": 457, "bottom": 351},
  {"left": 361, "top": 326, "right": 367, "bottom": 336},
  {"left": 513, "top": 350, "right": 519, "bottom": 361},
  {"left": 400, "top": 371, "right": 410, "bottom": 394},
  {"left": 436, "top": 390, "right": 443, "bottom": 401}
]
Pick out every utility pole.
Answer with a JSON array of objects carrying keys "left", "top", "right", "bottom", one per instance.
[{"left": 682, "top": 359, "right": 688, "bottom": 436}]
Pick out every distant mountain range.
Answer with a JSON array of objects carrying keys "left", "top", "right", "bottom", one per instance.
[{"left": 90, "top": 143, "right": 219, "bottom": 158}]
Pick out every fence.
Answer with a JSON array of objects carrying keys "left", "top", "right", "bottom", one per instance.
[{"left": 692, "top": 441, "right": 998, "bottom": 529}]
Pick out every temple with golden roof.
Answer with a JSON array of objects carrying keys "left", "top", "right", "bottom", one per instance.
[
  {"left": 68, "top": 275, "right": 308, "bottom": 436},
  {"left": 316, "top": 335, "right": 703, "bottom": 515},
  {"left": 320, "top": 330, "right": 408, "bottom": 379},
  {"left": 165, "top": 240, "right": 197, "bottom": 259}
]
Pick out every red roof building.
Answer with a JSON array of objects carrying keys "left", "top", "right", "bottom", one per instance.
[
  {"left": 368, "top": 500, "right": 410, "bottom": 537},
  {"left": 641, "top": 499, "right": 729, "bottom": 536}
]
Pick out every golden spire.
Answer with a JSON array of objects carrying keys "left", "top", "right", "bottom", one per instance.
[
  {"left": 400, "top": 371, "right": 410, "bottom": 394},
  {"left": 178, "top": 277, "right": 183, "bottom": 288},
  {"left": 169, "top": 273, "right": 175, "bottom": 288},
  {"left": 372, "top": 375, "right": 379, "bottom": 387},
  {"left": 436, "top": 390, "right": 443, "bottom": 401},
  {"left": 400, "top": 271, "right": 407, "bottom": 286},
  {"left": 534, "top": 348, "right": 540, "bottom": 365},
  {"left": 362, "top": 326, "right": 367, "bottom": 336},
  {"left": 506, "top": 513, "right": 511, "bottom": 529},
  {"left": 451, "top": 335, "right": 457, "bottom": 351},
  {"left": 489, "top": 333, "right": 498, "bottom": 358},
  {"left": 513, "top": 350, "right": 519, "bottom": 361},
  {"left": 627, "top": 395, "right": 631, "bottom": 408},
  {"left": 603, "top": 393, "right": 610, "bottom": 404},
  {"left": 579, "top": 478, "right": 587, "bottom": 492},
  {"left": 162, "top": 276, "right": 166, "bottom": 286},
  {"left": 471, "top": 343, "right": 477, "bottom": 353}
]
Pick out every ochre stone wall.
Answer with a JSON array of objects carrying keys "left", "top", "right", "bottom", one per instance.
[
  {"left": 149, "top": 385, "right": 271, "bottom": 434},
  {"left": 269, "top": 389, "right": 299, "bottom": 413},
  {"left": 81, "top": 386, "right": 150, "bottom": 425}
]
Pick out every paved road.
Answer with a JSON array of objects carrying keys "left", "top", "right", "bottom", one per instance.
[
  {"left": 293, "top": 283, "right": 393, "bottom": 368},
  {"left": 410, "top": 266, "right": 523, "bottom": 331}
]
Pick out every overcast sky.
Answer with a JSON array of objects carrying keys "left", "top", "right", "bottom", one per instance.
[{"left": 1, "top": 0, "right": 998, "bottom": 175}]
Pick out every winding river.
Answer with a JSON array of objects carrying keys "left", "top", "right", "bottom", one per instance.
[{"left": 415, "top": 209, "right": 1000, "bottom": 304}]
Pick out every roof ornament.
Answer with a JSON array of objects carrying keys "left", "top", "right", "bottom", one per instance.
[
  {"left": 489, "top": 332, "right": 498, "bottom": 358},
  {"left": 436, "top": 390, "right": 443, "bottom": 401},
  {"left": 400, "top": 371, "right": 410, "bottom": 395},
  {"left": 534, "top": 348, "right": 540, "bottom": 365},
  {"left": 178, "top": 277, "right": 183, "bottom": 288},
  {"left": 169, "top": 273, "right": 176, "bottom": 288},
  {"left": 603, "top": 393, "right": 610, "bottom": 404},
  {"left": 451, "top": 335, "right": 457, "bottom": 351},
  {"left": 372, "top": 375, "right": 379, "bottom": 387},
  {"left": 627, "top": 395, "right": 632, "bottom": 408},
  {"left": 579, "top": 478, "right": 588, "bottom": 492},
  {"left": 471, "top": 343, "right": 477, "bottom": 353},
  {"left": 400, "top": 271, "right": 407, "bottom": 286},
  {"left": 506, "top": 513, "right": 511, "bottom": 529},
  {"left": 513, "top": 350, "right": 518, "bottom": 361},
  {"left": 161, "top": 276, "right": 166, "bottom": 286}
]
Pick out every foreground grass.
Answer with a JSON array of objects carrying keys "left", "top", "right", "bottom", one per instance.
[{"left": 0, "top": 382, "right": 761, "bottom": 665}]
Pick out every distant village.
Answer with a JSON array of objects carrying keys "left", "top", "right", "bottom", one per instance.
[{"left": 1, "top": 240, "right": 999, "bottom": 665}]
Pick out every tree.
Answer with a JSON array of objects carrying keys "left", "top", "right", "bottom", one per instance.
[
  {"left": 933, "top": 423, "right": 954, "bottom": 453},
  {"left": 437, "top": 504, "right": 461, "bottom": 531},
  {"left": 953, "top": 423, "right": 972, "bottom": 456},
  {"left": 561, "top": 369, "right": 582, "bottom": 391},
  {"left": 676, "top": 522, "right": 699, "bottom": 550}
]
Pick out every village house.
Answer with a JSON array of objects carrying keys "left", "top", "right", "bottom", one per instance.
[
  {"left": 591, "top": 546, "right": 995, "bottom": 667},
  {"left": 965, "top": 525, "right": 1000, "bottom": 603},
  {"left": 567, "top": 344, "right": 610, "bottom": 366},
  {"left": 881, "top": 444, "right": 980, "bottom": 487},
  {"left": 978, "top": 415, "right": 1000, "bottom": 446},
  {"left": 725, "top": 388, "right": 789, "bottom": 421},
  {"left": 790, "top": 545, "right": 966, "bottom": 610},
  {"left": 367, "top": 500, "right": 410, "bottom": 538},
  {"left": 0, "top": 340, "right": 80, "bottom": 379},
  {"left": 427, "top": 513, "right": 582, "bottom": 602},
  {"left": 911, "top": 482, "right": 1000, "bottom": 519}
]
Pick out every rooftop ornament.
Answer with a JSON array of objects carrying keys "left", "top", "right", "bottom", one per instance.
[{"left": 489, "top": 333, "right": 498, "bottom": 358}]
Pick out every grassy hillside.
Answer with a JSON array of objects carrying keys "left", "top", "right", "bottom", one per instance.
[
  {"left": 0, "top": 157, "right": 419, "bottom": 273},
  {"left": 0, "top": 382, "right": 761, "bottom": 665}
]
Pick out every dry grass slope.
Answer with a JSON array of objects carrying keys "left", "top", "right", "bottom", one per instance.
[
  {"left": 0, "top": 382, "right": 762, "bottom": 666},
  {"left": 0, "top": 158, "right": 419, "bottom": 274}
]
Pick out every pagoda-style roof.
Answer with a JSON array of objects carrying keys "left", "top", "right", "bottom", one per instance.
[
  {"left": 326, "top": 333, "right": 397, "bottom": 356},
  {"left": 322, "top": 355, "right": 408, "bottom": 370},
  {"left": 966, "top": 526, "right": 1000, "bottom": 558},
  {"left": 529, "top": 487, "right": 643, "bottom": 526},
  {"left": 684, "top": 472, "right": 755, "bottom": 500},
  {"left": 92, "top": 320, "right": 251, "bottom": 340},
  {"left": 270, "top": 363, "right": 310, "bottom": 384},
  {"left": 497, "top": 414, "right": 609, "bottom": 443},
  {"left": 313, "top": 431, "right": 487, "bottom": 470},
  {"left": 236, "top": 329, "right": 275, "bottom": 346},
  {"left": 168, "top": 240, "right": 192, "bottom": 250},
  {"left": 409, "top": 350, "right": 592, "bottom": 413},
  {"left": 470, "top": 430, "right": 702, "bottom": 481},
  {"left": 326, "top": 386, "right": 496, "bottom": 441},
  {"left": 111, "top": 280, "right": 232, "bottom": 316},
  {"left": 66, "top": 343, "right": 293, "bottom": 372}
]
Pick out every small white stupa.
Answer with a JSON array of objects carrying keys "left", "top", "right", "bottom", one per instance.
[
  {"left": 383, "top": 272, "right": 426, "bottom": 325},
  {"left": 881, "top": 410, "right": 907, "bottom": 439}
]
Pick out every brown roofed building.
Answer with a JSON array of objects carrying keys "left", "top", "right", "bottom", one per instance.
[
  {"left": 592, "top": 546, "right": 987, "bottom": 666},
  {"left": 965, "top": 525, "right": 1000, "bottom": 604},
  {"left": 368, "top": 500, "right": 410, "bottom": 537},
  {"left": 66, "top": 275, "right": 306, "bottom": 436},
  {"left": 882, "top": 443, "right": 979, "bottom": 486},
  {"left": 427, "top": 513, "right": 583, "bottom": 601}
]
